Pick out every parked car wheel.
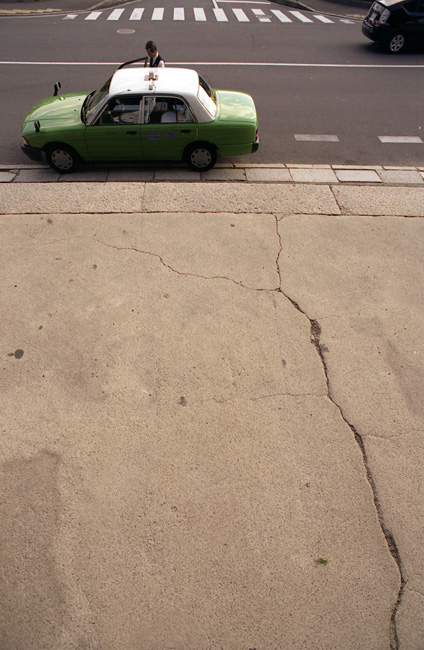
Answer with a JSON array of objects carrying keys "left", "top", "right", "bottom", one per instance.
[
  {"left": 184, "top": 143, "right": 217, "bottom": 171},
  {"left": 387, "top": 33, "right": 406, "bottom": 53},
  {"left": 45, "top": 144, "right": 80, "bottom": 173}
]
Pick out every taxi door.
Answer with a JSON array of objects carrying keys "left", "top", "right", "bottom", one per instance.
[
  {"left": 85, "top": 95, "right": 143, "bottom": 161},
  {"left": 140, "top": 96, "right": 197, "bottom": 161}
]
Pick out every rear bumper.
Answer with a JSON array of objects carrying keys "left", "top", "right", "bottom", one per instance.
[
  {"left": 20, "top": 141, "right": 45, "bottom": 162},
  {"left": 362, "top": 21, "right": 391, "bottom": 42},
  {"left": 219, "top": 142, "right": 259, "bottom": 157}
]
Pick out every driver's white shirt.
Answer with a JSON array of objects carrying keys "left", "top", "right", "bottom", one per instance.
[{"left": 151, "top": 54, "right": 165, "bottom": 68}]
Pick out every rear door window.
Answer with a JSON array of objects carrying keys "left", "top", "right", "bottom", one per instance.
[{"left": 143, "top": 96, "right": 194, "bottom": 124}]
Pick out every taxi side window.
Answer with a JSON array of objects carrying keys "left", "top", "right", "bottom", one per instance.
[
  {"left": 143, "top": 96, "right": 194, "bottom": 125},
  {"left": 97, "top": 96, "right": 142, "bottom": 125}
]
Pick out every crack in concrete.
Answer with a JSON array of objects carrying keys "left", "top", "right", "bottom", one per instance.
[
  {"left": 274, "top": 216, "right": 405, "bottom": 650},
  {"left": 94, "top": 238, "right": 280, "bottom": 293},
  {"left": 98, "top": 221, "right": 405, "bottom": 647}
]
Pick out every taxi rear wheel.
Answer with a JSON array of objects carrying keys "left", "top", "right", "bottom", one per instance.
[
  {"left": 184, "top": 143, "right": 217, "bottom": 172},
  {"left": 45, "top": 144, "right": 80, "bottom": 173}
]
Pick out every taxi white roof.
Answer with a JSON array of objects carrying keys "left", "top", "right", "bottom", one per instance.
[{"left": 109, "top": 67, "right": 200, "bottom": 99}]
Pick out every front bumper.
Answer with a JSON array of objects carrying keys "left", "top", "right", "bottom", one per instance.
[{"left": 20, "top": 141, "right": 45, "bottom": 162}]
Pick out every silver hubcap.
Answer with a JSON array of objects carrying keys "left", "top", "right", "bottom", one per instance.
[
  {"left": 390, "top": 35, "right": 405, "bottom": 52},
  {"left": 190, "top": 148, "right": 212, "bottom": 169},
  {"left": 51, "top": 149, "right": 73, "bottom": 170}
]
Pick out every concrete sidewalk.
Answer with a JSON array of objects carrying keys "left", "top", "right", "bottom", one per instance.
[{"left": 1, "top": 178, "right": 423, "bottom": 650}]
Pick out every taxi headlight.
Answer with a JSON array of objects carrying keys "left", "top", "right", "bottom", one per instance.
[{"left": 21, "top": 137, "right": 31, "bottom": 147}]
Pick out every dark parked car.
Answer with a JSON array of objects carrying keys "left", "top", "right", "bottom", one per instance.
[{"left": 362, "top": 0, "right": 424, "bottom": 52}]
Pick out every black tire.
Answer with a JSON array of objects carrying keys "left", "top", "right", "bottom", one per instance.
[
  {"left": 386, "top": 33, "right": 406, "bottom": 53},
  {"left": 45, "top": 144, "right": 80, "bottom": 173},
  {"left": 184, "top": 143, "right": 217, "bottom": 171}
]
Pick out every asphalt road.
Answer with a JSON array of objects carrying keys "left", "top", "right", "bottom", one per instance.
[{"left": 1, "top": 0, "right": 424, "bottom": 166}]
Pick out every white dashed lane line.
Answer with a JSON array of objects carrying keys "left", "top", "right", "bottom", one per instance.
[
  {"left": 378, "top": 136, "right": 423, "bottom": 143},
  {"left": 295, "top": 134, "right": 340, "bottom": 141}
]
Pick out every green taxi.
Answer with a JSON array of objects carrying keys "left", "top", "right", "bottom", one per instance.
[{"left": 20, "top": 59, "right": 259, "bottom": 173}]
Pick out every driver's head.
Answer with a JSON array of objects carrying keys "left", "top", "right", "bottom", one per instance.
[{"left": 145, "top": 40, "right": 157, "bottom": 57}]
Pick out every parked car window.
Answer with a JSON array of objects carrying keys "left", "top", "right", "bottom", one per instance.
[
  {"left": 143, "top": 96, "right": 194, "bottom": 124},
  {"left": 96, "top": 96, "right": 142, "bottom": 125}
]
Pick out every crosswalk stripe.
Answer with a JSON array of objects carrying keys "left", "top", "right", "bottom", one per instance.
[
  {"left": 252, "top": 8, "right": 271, "bottom": 21},
  {"left": 152, "top": 7, "right": 164, "bottom": 20},
  {"left": 270, "top": 9, "right": 292, "bottom": 22},
  {"left": 174, "top": 7, "right": 185, "bottom": 20},
  {"left": 63, "top": 14, "right": 77, "bottom": 19},
  {"left": 194, "top": 7, "right": 207, "bottom": 21},
  {"left": 213, "top": 7, "right": 228, "bottom": 21},
  {"left": 314, "top": 14, "right": 334, "bottom": 22},
  {"left": 129, "top": 8, "right": 144, "bottom": 20},
  {"left": 233, "top": 8, "right": 249, "bottom": 21},
  {"left": 289, "top": 10, "right": 313, "bottom": 22},
  {"left": 108, "top": 9, "right": 125, "bottom": 20},
  {"left": 85, "top": 11, "right": 102, "bottom": 20}
]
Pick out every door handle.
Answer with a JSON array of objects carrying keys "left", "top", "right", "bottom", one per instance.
[
  {"left": 180, "top": 129, "right": 191, "bottom": 134},
  {"left": 126, "top": 131, "right": 137, "bottom": 135}
]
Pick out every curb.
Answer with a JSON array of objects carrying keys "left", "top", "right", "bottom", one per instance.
[{"left": 1, "top": 163, "right": 424, "bottom": 185}]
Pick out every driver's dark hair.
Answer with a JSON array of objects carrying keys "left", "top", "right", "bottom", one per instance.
[{"left": 145, "top": 40, "right": 157, "bottom": 52}]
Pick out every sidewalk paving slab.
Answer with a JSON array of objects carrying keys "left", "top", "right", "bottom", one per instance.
[
  {"left": 335, "top": 169, "right": 382, "bottom": 183},
  {"left": 280, "top": 213, "right": 424, "bottom": 650},
  {"left": 0, "top": 171, "right": 17, "bottom": 183},
  {"left": 246, "top": 168, "right": 292, "bottom": 182},
  {"left": 201, "top": 168, "right": 246, "bottom": 182},
  {"left": 141, "top": 182, "right": 340, "bottom": 214},
  {"left": 0, "top": 182, "right": 144, "bottom": 214},
  {"left": 333, "top": 185, "right": 424, "bottom": 216},
  {"left": 379, "top": 169, "right": 423, "bottom": 184},
  {"left": 14, "top": 168, "right": 60, "bottom": 183},
  {"left": 290, "top": 167, "right": 339, "bottom": 183}
]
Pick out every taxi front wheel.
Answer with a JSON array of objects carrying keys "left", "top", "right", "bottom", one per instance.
[
  {"left": 45, "top": 144, "right": 80, "bottom": 173},
  {"left": 184, "top": 143, "right": 217, "bottom": 172}
]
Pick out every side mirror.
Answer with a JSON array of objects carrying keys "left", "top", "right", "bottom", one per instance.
[{"left": 53, "top": 82, "right": 61, "bottom": 96}]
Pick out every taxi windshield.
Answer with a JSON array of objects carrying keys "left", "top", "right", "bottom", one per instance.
[{"left": 84, "top": 77, "right": 112, "bottom": 121}]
